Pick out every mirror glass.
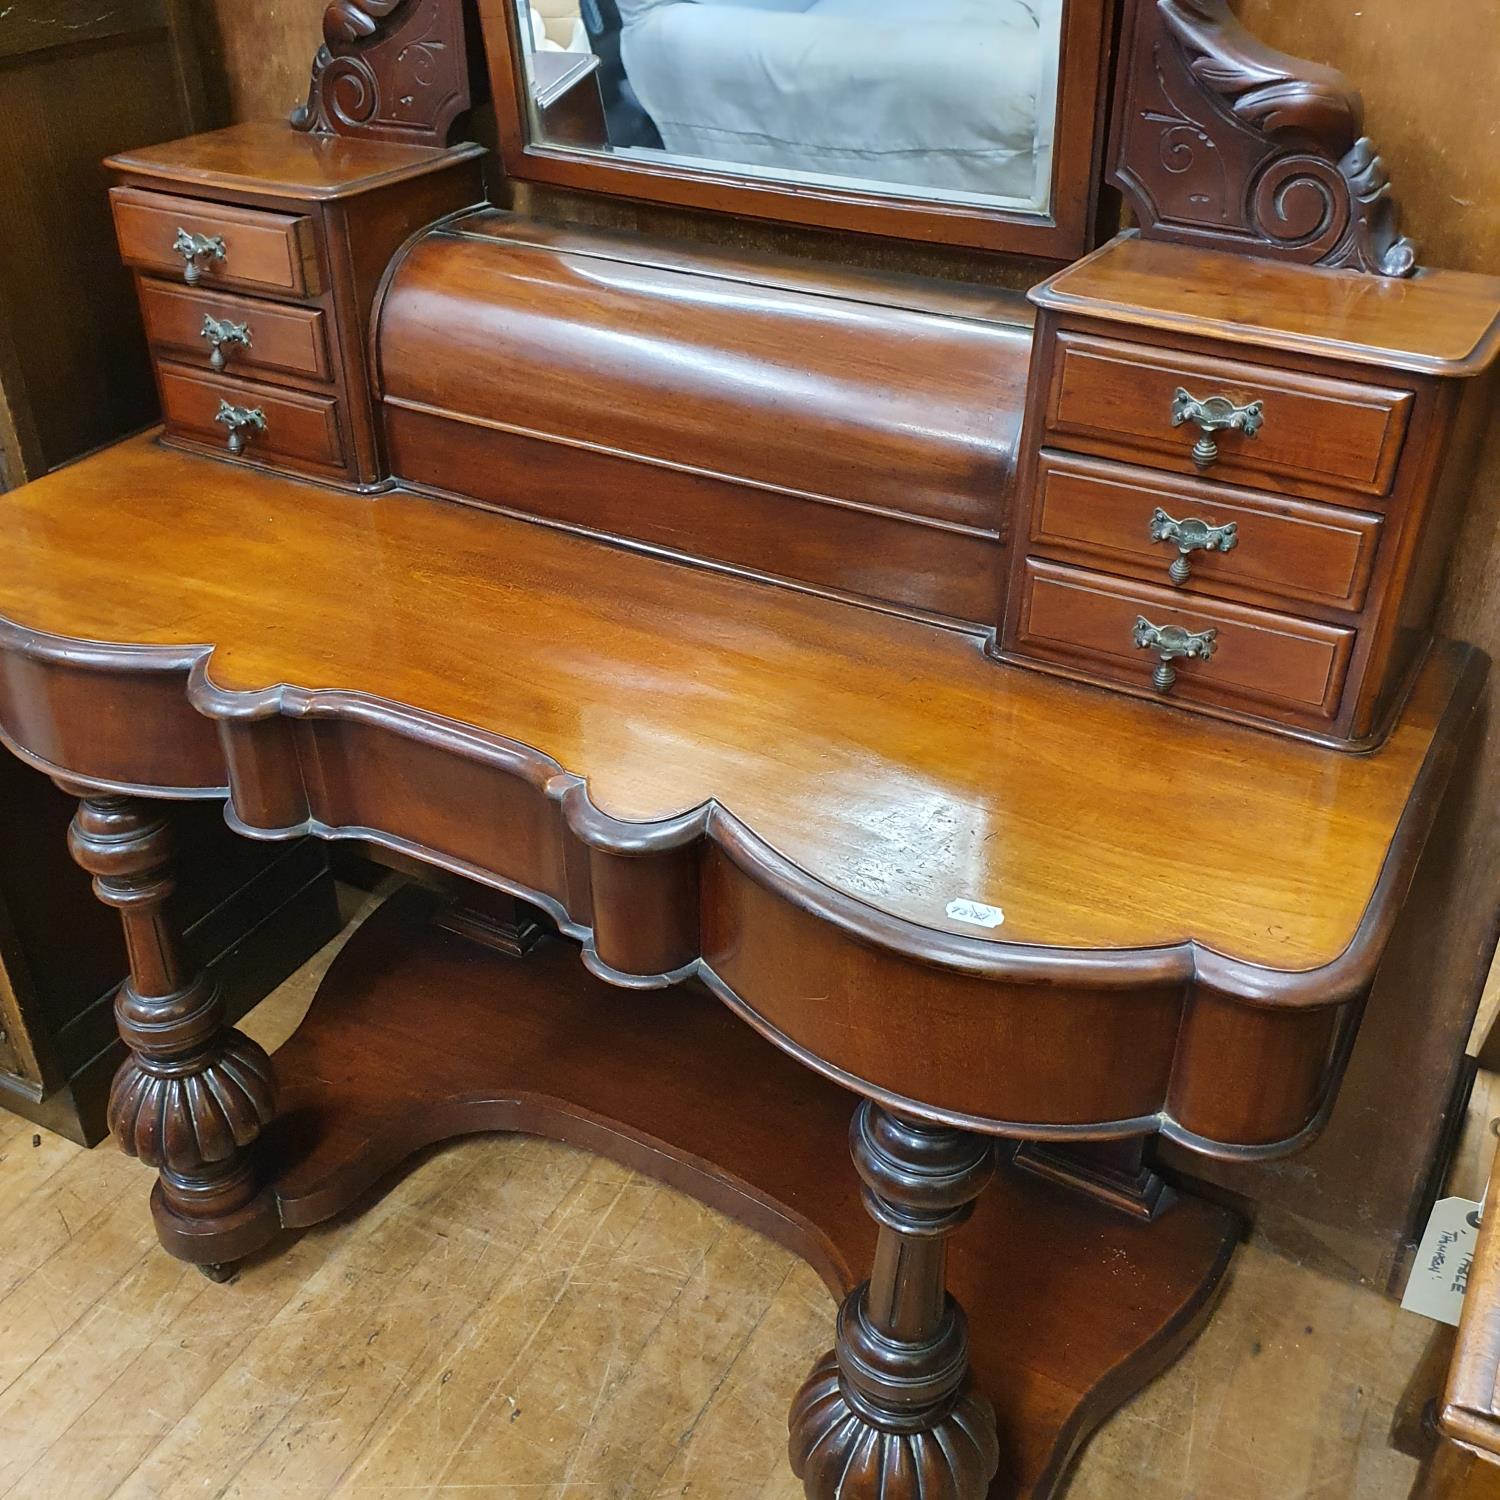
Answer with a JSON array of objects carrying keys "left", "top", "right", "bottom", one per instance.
[{"left": 514, "top": 0, "right": 1066, "bottom": 215}]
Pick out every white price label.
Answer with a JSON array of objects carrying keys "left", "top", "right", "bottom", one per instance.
[{"left": 946, "top": 899, "right": 1005, "bottom": 929}]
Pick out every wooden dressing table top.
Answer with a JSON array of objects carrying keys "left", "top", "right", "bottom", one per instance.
[
  {"left": 1036, "top": 234, "right": 1500, "bottom": 376},
  {"left": 107, "top": 122, "right": 488, "bottom": 202},
  {"left": 0, "top": 437, "right": 1477, "bottom": 992}
]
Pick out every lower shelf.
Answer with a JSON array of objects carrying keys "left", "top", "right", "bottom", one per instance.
[{"left": 261, "top": 888, "right": 1239, "bottom": 1500}]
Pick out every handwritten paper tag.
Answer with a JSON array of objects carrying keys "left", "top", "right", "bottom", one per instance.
[
  {"left": 946, "top": 899, "right": 1005, "bottom": 929},
  {"left": 1401, "top": 1195, "right": 1482, "bottom": 1326}
]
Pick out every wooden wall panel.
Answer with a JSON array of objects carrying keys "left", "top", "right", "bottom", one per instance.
[
  {"left": 0, "top": 0, "right": 208, "bottom": 481},
  {"left": 1236, "top": 0, "right": 1500, "bottom": 275},
  {"left": 188, "top": 0, "right": 324, "bottom": 125}
]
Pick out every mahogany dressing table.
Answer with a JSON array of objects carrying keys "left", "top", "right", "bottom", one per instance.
[{"left": 2, "top": 1, "right": 1498, "bottom": 1495}]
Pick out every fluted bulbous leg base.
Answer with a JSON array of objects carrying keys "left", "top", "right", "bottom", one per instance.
[
  {"left": 790, "top": 1302, "right": 999, "bottom": 1499},
  {"left": 66, "top": 790, "right": 281, "bottom": 1270}
]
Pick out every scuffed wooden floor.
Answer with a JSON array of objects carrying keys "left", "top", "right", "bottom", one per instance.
[{"left": 0, "top": 917, "right": 1437, "bottom": 1500}]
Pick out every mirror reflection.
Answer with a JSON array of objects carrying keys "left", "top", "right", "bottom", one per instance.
[{"left": 517, "top": 0, "right": 1065, "bottom": 214}]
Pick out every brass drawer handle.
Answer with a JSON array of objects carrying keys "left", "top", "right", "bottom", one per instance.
[
  {"left": 1148, "top": 507, "right": 1239, "bottom": 585},
  {"left": 1170, "top": 387, "right": 1264, "bottom": 467},
  {"left": 1133, "top": 615, "right": 1217, "bottom": 693},
  {"left": 200, "top": 315, "right": 251, "bottom": 372},
  {"left": 214, "top": 400, "right": 266, "bottom": 456},
  {"left": 172, "top": 228, "right": 226, "bottom": 285}
]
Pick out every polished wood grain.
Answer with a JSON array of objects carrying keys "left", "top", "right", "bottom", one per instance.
[
  {"left": 1031, "top": 452, "right": 1384, "bottom": 612},
  {"left": 0, "top": 437, "right": 1482, "bottom": 1152},
  {"left": 139, "top": 278, "right": 332, "bottom": 383},
  {"left": 0, "top": 437, "right": 1465, "bottom": 980},
  {"left": 110, "top": 123, "right": 487, "bottom": 489},
  {"left": 380, "top": 214, "right": 1029, "bottom": 533},
  {"left": 157, "top": 361, "right": 346, "bottom": 476},
  {"left": 374, "top": 211, "right": 1026, "bottom": 621},
  {"left": 260, "top": 885, "right": 1240, "bottom": 1500},
  {"left": 107, "top": 121, "right": 488, "bottom": 202},
  {"left": 449, "top": 212, "right": 1039, "bottom": 324},
  {"left": 0, "top": 37, "right": 343, "bottom": 1147},
  {"left": 787, "top": 1102, "right": 1002, "bottom": 1499},
  {"left": 1003, "top": 234, "right": 1500, "bottom": 747},
  {"left": 111, "top": 185, "right": 320, "bottom": 298},
  {"left": 1044, "top": 331, "right": 1414, "bottom": 499},
  {"left": 1015, "top": 559, "right": 1356, "bottom": 723},
  {"left": 1036, "top": 235, "right": 1500, "bottom": 377},
  {"left": 383, "top": 402, "right": 1003, "bottom": 624},
  {"left": 1411, "top": 1446, "right": 1500, "bottom": 1500},
  {"left": 171, "top": 0, "right": 1500, "bottom": 1290}
]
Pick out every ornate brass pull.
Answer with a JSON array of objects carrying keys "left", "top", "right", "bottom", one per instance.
[
  {"left": 1148, "top": 507, "right": 1239, "bottom": 585},
  {"left": 214, "top": 400, "right": 266, "bottom": 456},
  {"left": 1132, "top": 615, "right": 1217, "bottom": 693},
  {"left": 1170, "top": 387, "right": 1264, "bottom": 467},
  {"left": 172, "top": 228, "right": 226, "bottom": 285},
  {"left": 200, "top": 315, "right": 251, "bottom": 372}
]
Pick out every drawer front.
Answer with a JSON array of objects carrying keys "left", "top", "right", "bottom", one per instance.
[
  {"left": 112, "top": 187, "right": 320, "bottom": 298},
  {"left": 1015, "top": 559, "right": 1355, "bottom": 720},
  {"left": 1032, "top": 452, "right": 1383, "bottom": 612},
  {"left": 157, "top": 363, "right": 345, "bottom": 473},
  {"left": 1046, "top": 332, "right": 1413, "bottom": 498},
  {"left": 139, "top": 280, "right": 331, "bottom": 383}
]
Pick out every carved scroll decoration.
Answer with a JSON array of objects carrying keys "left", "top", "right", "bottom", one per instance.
[
  {"left": 1109, "top": 0, "right": 1416, "bottom": 276},
  {"left": 291, "top": 0, "right": 474, "bottom": 146}
]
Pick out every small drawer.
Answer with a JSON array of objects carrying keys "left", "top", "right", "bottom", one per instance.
[
  {"left": 1031, "top": 452, "right": 1383, "bottom": 613},
  {"left": 1014, "top": 559, "right": 1355, "bottom": 721},
  {"left": 139, "top": 280, "right": 331, "bottom": 383},
  {"left": 157, "top": 362, "right": 346, "bottom": 474},
  {"left": 112, "top": 187, "right": 320, "bottom": 298},
  {"left": 1045, "top": 332, "right": 1413, "bottom": 498}
]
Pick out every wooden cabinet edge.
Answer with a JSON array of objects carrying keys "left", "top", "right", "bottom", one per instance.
[{"left": 0, "top": 611, "right": 1480, "bottom": 1023}]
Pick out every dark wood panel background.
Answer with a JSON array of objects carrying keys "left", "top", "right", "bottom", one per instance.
[
  {"left": 191, "top": 0, "right": 1500, "bottom": 1285},
  {"left": 0, "top": 0, "right": 207, "bottom": 479},
  {"left": 184, "top": 0, "right": 324, "bottom": 126}
]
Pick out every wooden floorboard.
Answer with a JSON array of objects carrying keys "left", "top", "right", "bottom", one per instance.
[{"left": 0, "top": 915, "right": 1444, "bottom": 1500}]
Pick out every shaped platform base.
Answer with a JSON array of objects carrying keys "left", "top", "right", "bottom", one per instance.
[{"left": 222, "top": 889, "right": 1238, "bottom": 1499}]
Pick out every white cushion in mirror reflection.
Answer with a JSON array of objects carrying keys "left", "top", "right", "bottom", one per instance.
[{"left": 613, "top": 0, "right": 1061, "bottom": 206}]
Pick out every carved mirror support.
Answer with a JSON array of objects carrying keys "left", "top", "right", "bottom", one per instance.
[
  {"left": 1108, "top": 0, "right": 1416, "bottom": 275},
  {"left": 292, "top": 0, "right": 476, "bottom": 146},
  {"left": 288, "top": 0, "right": 1418, "bottom": 276}
]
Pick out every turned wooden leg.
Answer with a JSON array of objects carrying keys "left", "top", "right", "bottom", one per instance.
[
  {"left": 789, "top": 1101, "right": 1000, "bottom": 1500},
  {"left": 65, "top": 791, "right": 280, "bottom": 1268}
]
